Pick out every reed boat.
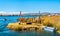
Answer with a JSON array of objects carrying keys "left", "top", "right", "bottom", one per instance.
[{"left": 43, "top": 26, "right": 55, "bottom": 32}]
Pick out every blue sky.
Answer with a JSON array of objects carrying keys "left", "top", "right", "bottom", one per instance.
[{"left": 0, "top": 0, "right": 60, "bottom": 13}]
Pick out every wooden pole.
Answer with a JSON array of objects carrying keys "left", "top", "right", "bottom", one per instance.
[
  {"left": 39, "top": 11, "right": 40, "bottom": 18},
  {"left": 39, "top": 11, "right": 41, "bottom": 24},
  {"left": 20, "top": 11, "right": 21, "bottom": 16}
]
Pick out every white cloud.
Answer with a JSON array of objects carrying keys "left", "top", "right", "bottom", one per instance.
[
  {"left": 0, "top": 11, "right": 20, "bottom": 15},
  {"left": 0, "top": 11, "right": 38, "bottom": 15}
]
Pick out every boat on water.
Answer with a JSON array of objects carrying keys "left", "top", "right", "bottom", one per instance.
[{"left": 42, "top": 26, "right": 55, "bottom": 32}]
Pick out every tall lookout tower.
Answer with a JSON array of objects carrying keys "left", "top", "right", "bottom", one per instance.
[
  {"left": 18, "top": 11, "right": 22, "bottom": 18},
  {"left": 38, "top": 11, "right": 42, "bottom": 24},
  {"left": 20, "top": 11, "right": 21, "bottom": 16},
  {"left": 39, "top": 11, "right": 40, "bottom": 18}
]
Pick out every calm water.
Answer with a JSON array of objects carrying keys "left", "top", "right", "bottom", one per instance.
[{"left": 0, "top": 15, "right": 60, "bottom": 36}]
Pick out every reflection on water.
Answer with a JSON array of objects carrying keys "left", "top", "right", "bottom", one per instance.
[
  {"left": 0, "top": 30, "right": 59, "bottom": 36},
  {"left": 0, "top": 16, "right": 60, "bottom": 36}
]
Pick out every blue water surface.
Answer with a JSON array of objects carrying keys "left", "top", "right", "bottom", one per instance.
[{"left": 0, "top": 15, "right": 60, "bottom": 36}]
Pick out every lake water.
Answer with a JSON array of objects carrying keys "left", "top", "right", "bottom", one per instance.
[{"left": 0, "top": 15, "right": 60, "bottom": 36}]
